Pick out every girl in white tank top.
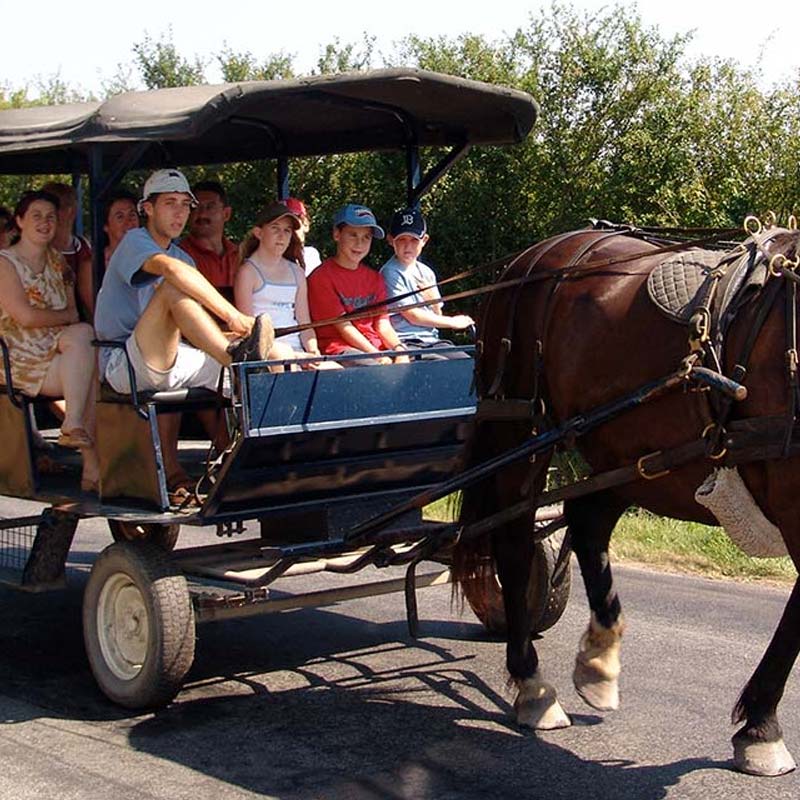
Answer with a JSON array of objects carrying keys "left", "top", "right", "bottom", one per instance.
[{"left": 234, "top": 203, "right": 339, "bottom": 369}]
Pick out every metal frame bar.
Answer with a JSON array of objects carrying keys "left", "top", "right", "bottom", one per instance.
[
  {"left": 409, "top": 143, "right": 472, "bottom": 207},
  {"left": 229, "top": 115, "right": 290, "bottom": 199},
  {"left": 193, "top": 567, "right": 451, "bottom": 623}
]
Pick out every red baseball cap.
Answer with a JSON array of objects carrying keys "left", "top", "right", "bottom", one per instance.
[{"left": 284, "top": 197, "right": 308, "bottom": 218}]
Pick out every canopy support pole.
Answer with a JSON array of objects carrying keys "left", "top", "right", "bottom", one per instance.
[
  {"left": 277, "top": 155, "right": 289, "bottom": 200},
  {"left": 88, "top": 147, "right": 104, "bottom": 305},
  {"left": 405, "top": 143, "right": 421, "bottom": 209},
  {"left": 408, "top": 143, "right": 471, "bottom": 207}
]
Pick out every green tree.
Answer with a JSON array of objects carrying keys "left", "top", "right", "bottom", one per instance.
[
  {"left": 217, "top": 47, "right": 295, "bottom": 82},
  {"left": 314, "top": 36, "right": 376, "bottom": 74},
  {"left": 132, "top": 30, "right": 206, "bottom": 89},
  {"left": 5, "top": 2, "right": 800, "bottom": 281}
]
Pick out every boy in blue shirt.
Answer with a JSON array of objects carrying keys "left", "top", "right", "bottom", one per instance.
[
  {"left": 380, "top": 208, "right": 473, "bottom": 357},
  {"left": 95, "top": 168, "right": 273, "bottom": 499}
]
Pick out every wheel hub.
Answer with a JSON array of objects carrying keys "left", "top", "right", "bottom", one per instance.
[{"left": 98, "top": 574, "right": 149, "bottom": 680}]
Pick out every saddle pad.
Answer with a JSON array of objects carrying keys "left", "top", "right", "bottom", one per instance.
[{"left": 647, "top": 248, "right": 721, "bottom": 323}]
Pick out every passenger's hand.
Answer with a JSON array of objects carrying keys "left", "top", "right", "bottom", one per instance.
[
  {"left": 377, "top": 356, "right": 393, "bottom": 366},
  {"left": 227, "top": 311, "right": 253, "bottom": 337},
  {"left": 394, "top": 354, "right": 411, "bottom": 364},
  {"left": 64, "top": 308, "right": 79, "bottom": 325},
  {"left": 448, "top": 314, "right": 475, "bottom": 330}
]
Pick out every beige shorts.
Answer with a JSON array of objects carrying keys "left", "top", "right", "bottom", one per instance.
[{"left": 104, "top": 333, "right": 222, "bottom": 394}]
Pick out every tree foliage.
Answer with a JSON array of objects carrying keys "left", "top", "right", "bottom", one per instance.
[{"left": 4, "top": 6, "right": 800, "bottom": 285}]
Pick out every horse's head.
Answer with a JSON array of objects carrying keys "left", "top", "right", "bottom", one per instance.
[{"left": 756, "top": 227, "right": 800, "bottom": 266}]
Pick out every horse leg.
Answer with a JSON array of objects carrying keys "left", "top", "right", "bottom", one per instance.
[
  {"left": 494, "top": 518, "right": 571, "bottom": 730},
  {"left": 567, "top": 492, "right": 627, "bottom": 711},
  {"left": 730, "top": 576, "right": 800, "bottom": 776}
]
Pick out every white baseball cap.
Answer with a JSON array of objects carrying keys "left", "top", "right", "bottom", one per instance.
[{"left": 138, "top": 168, "right": 198, "bottom": 212}]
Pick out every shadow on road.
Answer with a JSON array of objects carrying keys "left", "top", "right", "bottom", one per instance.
[
  {"left": 0, "top": 579, "right": 732, "bottom": 799},
  {"left": 126, "top": 674, "right": 725, "bottom": 800}
]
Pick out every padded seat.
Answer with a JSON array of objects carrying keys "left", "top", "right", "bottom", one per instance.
[{"left": 99, "top": 383, "right": 223, "bottom": 405}]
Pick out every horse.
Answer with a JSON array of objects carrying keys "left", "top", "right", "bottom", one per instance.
[{"left": 453, "top": 223, "right": 800, "bottom": 777}]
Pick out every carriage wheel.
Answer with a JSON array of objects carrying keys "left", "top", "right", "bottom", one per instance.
[
  {"left": 82, "top": 541, "right": 195, "bottom": 709},
  {"left": 108, "top": 519, "right": 180, "bottom": 551},
  {"left": 464, "top": 528, "right": 571, "bottom": 635}
]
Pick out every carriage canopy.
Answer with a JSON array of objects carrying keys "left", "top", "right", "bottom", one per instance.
[{"left": 0, "top": 69, "right": 538, "bottom": 175}]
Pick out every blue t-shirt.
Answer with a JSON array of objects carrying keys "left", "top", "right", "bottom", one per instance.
[
  {"left": 380, "top": 255, "right": 440, "bottom": 343},
  {"left": 94, "top": 227, "right": 195, "bottom": 370}
]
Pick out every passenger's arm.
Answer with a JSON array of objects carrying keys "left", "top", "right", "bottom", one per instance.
[
  {"left": 335, "top": 320, "right": 381, "bottom": 353},
  {"left": 418, "top": 284, "right": 443, "bottom": 315},
  {"left": 375, "top": 317, "right": 410, "bottom": 364},
  {"left": 142, "top": 253, "right": 252, "bottom": 336},
  {"left": 294, "top": 277, "right": 321, "bottom": 355},
  {"left": 233, "top": 261, "right": 256, "bottom": 316},
  {"left": 0, "top": 257, "right": 78, "bottom": 328},
  {"left": 400, "top": 306, "right": 474, "bottom": 329}
]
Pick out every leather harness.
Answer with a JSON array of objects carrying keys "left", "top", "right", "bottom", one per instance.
[{"left": 473, "top": 223, "right": 800, "bottom": 507}]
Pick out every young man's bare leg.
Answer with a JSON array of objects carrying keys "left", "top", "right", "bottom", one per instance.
[{"left": 132, "top": 282, "right": 219, "bottom": 370}]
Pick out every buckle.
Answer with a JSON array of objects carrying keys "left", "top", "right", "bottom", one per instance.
[{"left": 636, "top": 451, "right": 670, "bottom": 480}]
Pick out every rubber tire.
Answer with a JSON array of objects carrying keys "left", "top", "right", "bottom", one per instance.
[
  {"left": 82, "top": 541, "right": 195, "bottom": 709},
  {"left": 464, "top": 527, "right": 571, "bottom": 635},
  {"left": 109, "top": 520, "right": 180, "bottom": 551}
]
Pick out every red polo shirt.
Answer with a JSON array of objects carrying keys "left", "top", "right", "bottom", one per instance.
[
  {"left": 307, "top": 258, "right": 389, "bottom": 355},
  {"left": 179, "top": 235, "right": 239, "bottom": 289}
]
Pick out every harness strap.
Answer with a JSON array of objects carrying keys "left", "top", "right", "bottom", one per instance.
[
  {"left": 458, "top": 438, "right": 710, "bottom": 542},
  {"left": 486, "top": 229, "right": 636, "bottom": 399},
  {"left": 713, "top": 275, "right": 784, "bottom": 443},
  {"left": 485, "top": 230, "right": 587, "bottom": 397},
  {"left": 461, "top": 409, "right": 800, "bottom": 541},
  {"left": 274, "top": 229, "right": 742, "bottom": 340},
  {"left": 784, "top": 278, "right": 798, "bottom": 455}
]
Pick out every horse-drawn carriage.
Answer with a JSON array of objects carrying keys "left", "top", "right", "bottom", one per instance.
[
  {"left": 1, "top": 69, "right": 798, "bottom": 780},
  {"left": 0, "top": 70, "right": 570, "bottom": 709}
]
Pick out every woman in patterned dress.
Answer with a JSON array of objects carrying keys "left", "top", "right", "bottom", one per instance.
[{"left": 0, "top": 191, "right": 99, "bottom": 491}]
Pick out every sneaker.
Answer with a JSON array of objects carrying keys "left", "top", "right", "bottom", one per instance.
[{"left": 226, "top": 313, "right": 275, "bottom": 363}]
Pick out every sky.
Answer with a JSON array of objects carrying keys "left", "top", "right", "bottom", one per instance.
[{"left": 4, "top": 0, "right": 799, "bottom": 96}]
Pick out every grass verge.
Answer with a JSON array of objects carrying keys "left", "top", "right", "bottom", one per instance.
[
  {"left": 612, "top": 509, "right": 796, "bottom": 583},
  {"left": 425, "top": 499, "right": 797, "bottom": 584}
]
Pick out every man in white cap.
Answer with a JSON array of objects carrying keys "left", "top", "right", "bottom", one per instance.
[{"left": 95, "top": 168, "right": 273, "bottom": 499}]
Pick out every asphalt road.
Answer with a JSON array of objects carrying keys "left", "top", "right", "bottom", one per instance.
[{"left": 0, "top": 507, "right": 798, "bottom": 800}]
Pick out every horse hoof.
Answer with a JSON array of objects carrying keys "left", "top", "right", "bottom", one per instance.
[
  {"left": 573, "top": 613, "right": 623, "bottom": 711},
  {"left": 515, "top": 675, "right": 572, "bottom": 730},
  {"left": 732, "top": 736, "right": 797, "bottom": 776},
  {"left": 573, "top": 662, "right": 619, "bottom": 711}
]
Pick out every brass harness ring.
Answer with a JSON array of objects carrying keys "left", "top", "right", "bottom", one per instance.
[{"left": 702, "top": 423, "right": 728, "bottom": 461}]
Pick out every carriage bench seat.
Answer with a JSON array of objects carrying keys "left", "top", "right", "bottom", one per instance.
[
  {"left": 0, "top": 336, "right": 67, "bottom": 498},
  {"left": 94, "top": 339, "right": 226, "bottom": 414},
  {"left": 99, "top": 383, "right": 225, "bottom": 411},
  {"left": 94, "top": 340, "right": 228, "bottom": 510}
]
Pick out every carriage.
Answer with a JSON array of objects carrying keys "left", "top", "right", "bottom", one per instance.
[
  {"left": 0, "top": 69, "right": 571, "bottom": 710},
  {"left": 3, "top": 69, "right": 798, "bottom": 780}
]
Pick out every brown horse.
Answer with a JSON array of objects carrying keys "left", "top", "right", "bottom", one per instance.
[{"left": 455, "top": 225, "right": 800, "bottom": 777}]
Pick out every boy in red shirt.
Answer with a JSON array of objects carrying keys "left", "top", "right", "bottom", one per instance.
[{"left": 308, "top": 204, "right": 409, "bottom": 367}]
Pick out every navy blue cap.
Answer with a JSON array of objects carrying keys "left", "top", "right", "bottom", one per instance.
[
  {"left": 332, "top": 203, "right": 385, "bottom": 239},
  {"left": 389, "top": 207, "right": 427, "bottom": 239}
]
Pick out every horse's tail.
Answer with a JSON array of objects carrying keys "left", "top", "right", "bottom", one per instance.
[{"left": 451, "top": 423, "right": 497, "bottom": 608}]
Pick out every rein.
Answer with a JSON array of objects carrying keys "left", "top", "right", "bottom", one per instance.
[
  {"left": 272, "top": 227, "right": 741, "bottom": 340},
  {"left": 460, "top": 226, "right": 800, "bottom": 535}
]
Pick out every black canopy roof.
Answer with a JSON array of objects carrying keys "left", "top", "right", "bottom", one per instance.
[{"left": 0, "top": 69, "right": 538, "bottom": 175}]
